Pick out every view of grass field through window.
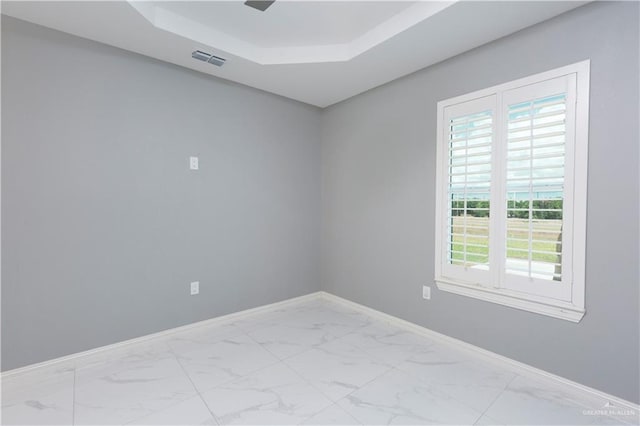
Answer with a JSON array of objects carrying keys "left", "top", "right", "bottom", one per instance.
[
  {"left": 449, "top": 216, "right": 562, "bottom": 264},
  {"left": 447, "top": 93, "right": 566, "bottom": 281}
]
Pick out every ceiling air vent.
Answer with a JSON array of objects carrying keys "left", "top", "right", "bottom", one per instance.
[
  {"left": 191, "top": 50, "right": 226, "bottom": 67},
  {"left": 207, "top": 55, "right": 226, "bottom": 67}
]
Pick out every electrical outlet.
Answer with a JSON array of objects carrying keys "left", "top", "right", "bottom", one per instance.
[
  {"left": 422, "top": 285, "right": 431, "bottom": 300},
  {"left": 190, "top": 281, "right": 199, "bottom": 295},
  {"left": 189, "top": 156, "right": 199, "bottom": 170}
]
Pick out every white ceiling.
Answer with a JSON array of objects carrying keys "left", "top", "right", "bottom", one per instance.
[
  {"left": 2, "top": 1, "right": 587, "bottom": 107},
  {"left": 128, "top": 1, "right": 451, "bottom": 64},
  {"left": 159, "top": 1, "right": 416, "bottom": 48}
]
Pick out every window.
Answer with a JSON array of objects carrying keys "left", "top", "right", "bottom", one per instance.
[{"left": 434, "top": 61, "right": 589, "bottom": 322}]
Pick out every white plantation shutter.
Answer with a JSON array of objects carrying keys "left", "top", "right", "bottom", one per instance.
[
  {"left": 440, "top": 95, "right": 496, "bottom": 284},
  {"left": 500, "top": 75, "right": 575, "bottom": 301},
  {"left": 435, "top": 61, "right": 589, "bottom": 321}
]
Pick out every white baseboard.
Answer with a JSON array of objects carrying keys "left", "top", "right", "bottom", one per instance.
[
  {"left": 2, "top": 290, "right": 638, "bottom": 416},
  {"left": 318, "top": 291, "right": 640, "bottom": 414},
  {"left": 1, "top": 291, "right": 322, "bottom": 379}
]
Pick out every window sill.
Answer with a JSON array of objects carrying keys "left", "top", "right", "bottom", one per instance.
[{"left": 435, "top": 278, "right": 585, "bottom": 323}]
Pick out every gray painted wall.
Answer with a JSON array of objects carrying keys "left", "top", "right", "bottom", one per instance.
[
  {"left": 321, "top": 2, "right": 640, "bottom": 403},
  {"left": 2, "top": 16, "right": 321, "bottom": 370},
  {"left": 3, "top": 1, "right": 639, "bottom": 406}
]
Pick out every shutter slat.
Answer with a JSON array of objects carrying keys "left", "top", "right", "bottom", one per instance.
[
  {"left": 508, "top": 120, "right": 566, "bottom": 134},
  {"left": 507, "top": 131, "right": 566, "bottom": 144},
  {"left": 449, "top": 141, "right": 492, "bottom": 151},
  {"left": 508, "top": 98, "right": 565, "bottom": 114},
  {"left": 509, "top": 110, "right": 566, "bottom": 124}
]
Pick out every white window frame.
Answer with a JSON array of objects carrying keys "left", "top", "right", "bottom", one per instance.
[{"left": 434, "top": 61, "right": 590, "bottom": 322}]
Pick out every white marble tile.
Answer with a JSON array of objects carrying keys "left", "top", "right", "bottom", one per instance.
[
  {"left": 337, "top": 321, "right": 436, "bottom": 366},
  {"left": 165, "top": 323, "right": 246, "bottom": 355},
  {"left": 227, "top": 312, "right": 290, "bottom": 333},
  {"left": 1, "top": 364, "right": 76, "bottom": 385},
  {"left": 72, "top": 339, "right": 174, "bottom": 373},
  {"left": 483, "top": 375, "right": 626, "bottom": 425},
  {"left": 246, "top": 321, "right": 336, "bottom": 360},
  {"left": 233, "top": 300, "right": 372, "bottom": 345},
  {"left": 337, "top": 368, "right": 483, "bottom": 425},
  {"left": 230, "top": 300, "right": 328, "bottom": 332},
  {"left": 1, "top": 369, "right": 75, "bottom": 425},
  {"left": 5, "top": 298, "right": 634, "bottom": 426},
  {"left": 74, "top": 350, "right": 197, "bottom": 425},
  {"left": 286, "top": 301, "right": 374, "bottom": 338},
  {"left": 126, "top": 395, "right": 217, "bottom": 425},
  {"left": 474, "top": 414, "right": 505, "bottom": 425},
  {"left": 173, "top": 334, "right": 280, "bottom": 393},
  {"left": 200, "top": 362, "right": 333, "bottom": 425},
  {"left": 395, "top": 344, "right": 517, "bottom": 412},
  {"left": 301, "top": 403, "right": 362, "bottom": 425},
  {"left": 284, "top": 339, "right": 392, "bottom": 402},
  {"left": 216, "top": 300, "right": 372, "bottom": 361}
]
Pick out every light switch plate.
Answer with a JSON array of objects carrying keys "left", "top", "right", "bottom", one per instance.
[
  {"left": 189, "top": 156, "right": 199, "bottom": 170},
  {"left": 422, "top": 285, "right": 431, "bottom": 300},
  {"left": 190, "top": 281, "right": 199, "bottom": 295}
]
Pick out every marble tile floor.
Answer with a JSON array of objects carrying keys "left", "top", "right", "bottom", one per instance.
[{"left": 1, "top": 298, "right": 637, "bottom": 425}]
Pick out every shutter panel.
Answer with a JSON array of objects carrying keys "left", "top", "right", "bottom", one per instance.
[
  {"left": 440, "top": 95, "right": 496, "bottom": 285},
  {"left": 505, "top": 94, "right": 565, "bottom": 281},
  {"left": 501, "top": 75, "right": 575, "bottom": 301},
  {"left": 448, "top": 111, "right": 492, "bottom": 267}
]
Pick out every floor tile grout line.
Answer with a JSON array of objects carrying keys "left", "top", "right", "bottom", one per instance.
[
  {"left": 503, "top": 372, "right": 639, "bottom": 425},
  {"left": 276, "top": 362, "right": 338, "bottom": 424},
  {"left": 250, "top": 304, "right": 464, "bottom": 420},
  {"left": 173, "top": 307, "right": 363, "bottom": 424},
  {"left": 472, "top": 372, "right": 520, "bottom": 425},
  {"left": 64, "top": 303, "right": 306, "bottom": 380},
  {"left": 188, "top": 328, "right": 286, "bottom": 389},
  {"left": 296, "top": 401, "right": 363, "bottom": 426},
  {"left": 324, "top": 301, "right": 639, "bottom": 424},
  {"left": 332, "top": 360, "right": 397, "bottom": 401},
  {"left": 106, "top": 340, "right": 213, "bottom": 426},
  {"left": 243, "top": 327, "right": 338, "bottom": 363},
  {"left": 240, "top": 316, "right": 385, "bottom": 424},
  {"left": 6, "top": 299, "right": 356, "bottom": 383},
  {"left": 275, "top": 310, "right": 439, "bottom": 409},
  {"left": 391, "top": 356, "right": 520, "bottom": 421},
  {"left": 317, "top": 363, "right": 397, "bottom": 423},
  {"left": 305, "top": 326, "right": 515, "bottom": 425},
  {"left": 161, "top": 327, "right": 310, "bottom": 422},
  {"left": 315, "top": 301, "right": 558, "bottom": 424},
  {"left": 9, "top": 298, "right": 624, "bottom": 426},
  {"left": 241, "top": 323, "right": 340, "bottom": 421},
  {"left": 167, "top": 345, "right": 222, "bottom": 426},
  {"left": 241, "top": 317, "right": 373, "bottom": 364}
]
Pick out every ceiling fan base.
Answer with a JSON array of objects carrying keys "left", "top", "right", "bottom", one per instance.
[{"left": 244, "top": 1, "right": 276, "bottom": 12}]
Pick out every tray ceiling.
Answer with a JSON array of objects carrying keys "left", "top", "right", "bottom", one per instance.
[{"left": 2, "top": 1, "right": 588, "bottom": 107}]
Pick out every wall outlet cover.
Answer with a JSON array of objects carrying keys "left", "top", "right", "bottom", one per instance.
[
  {"left": 189, "top": 156, "right": 199, "bottom": 170},
  {"left": 190, "top": 281, "right": 200, "bottom": 295}
]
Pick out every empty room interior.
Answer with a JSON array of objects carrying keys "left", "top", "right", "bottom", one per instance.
[{"left": 1, "top": 1, "right": 639, "bottom": 425}]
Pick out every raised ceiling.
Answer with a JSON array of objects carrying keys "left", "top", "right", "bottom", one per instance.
[
  {"left": 158, "top": 2, "right": 416, "bottom": 48},
  {"left": 2, "top": 1, "right": 587, "bottom": 107},
  {"left": 129, "top": 1, "right": 450, "bottom": 64}
]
